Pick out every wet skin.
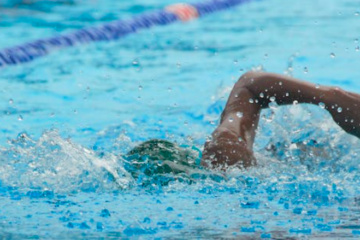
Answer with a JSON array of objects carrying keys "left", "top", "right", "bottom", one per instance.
[{"left": 202, "top": 71, "right": 360, "bottom": 168}]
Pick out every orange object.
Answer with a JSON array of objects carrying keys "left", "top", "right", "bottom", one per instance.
[{"left": 165, "top": 3, "right": 199, "bottom": 21}]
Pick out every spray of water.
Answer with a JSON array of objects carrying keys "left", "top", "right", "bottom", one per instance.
[{"left": 0, "top": 130, "right": 133, "bottom": 193}]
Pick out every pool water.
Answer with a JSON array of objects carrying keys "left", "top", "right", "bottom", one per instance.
[{"left": 1, "top": 0, "right": 360, "bottom": 238}]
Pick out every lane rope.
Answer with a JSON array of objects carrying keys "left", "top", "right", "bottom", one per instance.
[{"left": 0, "top": 0, "right": 254, "bottom": 68}]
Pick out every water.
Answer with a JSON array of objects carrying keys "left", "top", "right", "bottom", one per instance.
[{"left": 1, "top": 0, "right": 360, "bottom": 238}]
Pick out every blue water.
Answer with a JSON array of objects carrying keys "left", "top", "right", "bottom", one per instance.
[{"left": 1, "top": 0, "right": 360, "bottom": 238}]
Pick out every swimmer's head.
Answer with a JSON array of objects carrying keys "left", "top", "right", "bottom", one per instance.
[{"left": 124, "top": 139, "right": 200, "bottom": 177}]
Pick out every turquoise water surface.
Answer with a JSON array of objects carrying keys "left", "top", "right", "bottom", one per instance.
[{"left": 1, "top": 0, "right": 360, "bottom": 238}]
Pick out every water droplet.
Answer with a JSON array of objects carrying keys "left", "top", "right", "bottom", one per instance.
[
  {"left": 356, "top": 46, "right": 359, "bottom": 52},
  {"left": 269, "top": 101, "right": 278, "bottom": 110},
  {"left": 262, "top": 110, "right": 274, "bottom": 122},
  {"left": 293, "top": 100, "right": 298, "bottom": 105},
  {"left": 304, "top": 67, "right": 308, "bottom": 74},
  {"left": 18, "top": 115, "right": 23, "bottom": 121},
  {"left": 285, "top": 92, "right": 289, "bottom": 97},
  {"left": 337, "top": 107, "right": 343, "bottom": 113},
  {"left": 233, "top": 60, "right": 238, "bottom": 64},
  {"left": 315, "top": 84, "right": 320, "bottom": 89},
  {"left": 168, "top": 87, "right": 172, "bottom": 92},
  {"left": 132, "top": 60, "right": 139, "bottom": 65},
  {"left": 186, "top": 135, "right": 194, "bottom": 142},
  {"left": 228, "top": 117, "right": 234, "bottom": 123},
  {"left": 318, "top": 102, "right": 325, "bottom": 109},
  {"left": 330, "top": 53, "right": 336, "bottom": 58},
  {"left": 236, "top": 112, "right": 243, "bottom": 118},
  {"left": 249, "top": 98, "right": 254, "bottom": 103},
  {"left": 259, "top": 93, "right": 264, "bottom": 98},
  {"left": 238, "top": 137, "right": 242, "bottom": 142},
  {"left": 355, "top": 12, "right": 359, "bottom": 16},
  {"left": 9, "top": 98, "right": 13, "bottom": 104},
  {"left": 184, "top": 121, "right": 188, "bottom": 126},
  {"left": 234, "top": 94, "right": 239, "bottom": 98},
  {"left": 269, "top": 96, "right": 276, "bottom": 102},
  {"left": 50, "top": 113, "right": 55, "bottom": 117},
  {"left": 74, "top": 110, "right": 77, "bottom": 114},
  {"left": 176, "top": 62, "right": 181, "bottom": 68},
  {"left": 279, "top": 82, "right": 283, "bottom": 86}
]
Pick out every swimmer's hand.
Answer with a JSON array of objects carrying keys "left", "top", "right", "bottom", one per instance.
[{"left": 201, "top": 128, "right": 255, "bottom": 169}]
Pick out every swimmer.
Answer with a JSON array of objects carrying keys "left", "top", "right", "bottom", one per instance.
[
  {"left": 202, "top": 71, "right": 360, "bottom": 168},
  {"left": 127, "top": 71, "right": 360, "bottom": 178}
]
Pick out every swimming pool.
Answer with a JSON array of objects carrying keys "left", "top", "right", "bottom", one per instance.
[{"left": 1, "top": 0, "right": 360, "bottom": 238}]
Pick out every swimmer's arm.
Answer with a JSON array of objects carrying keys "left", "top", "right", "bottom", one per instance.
[
  {"left": 202, "top": 72, "right": 296, "bottom": 168},
  {"left": 237, "top": 71, "right": 360, "bottom": 138},
  {"left": 202, "top": 71, "right": 360, "bottom": 168},
  {"left": 202, "top": 74, "right": 261, "bottom": 168}
]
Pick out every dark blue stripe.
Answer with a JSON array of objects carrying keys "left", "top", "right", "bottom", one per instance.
[
  {"left": 71, "top": 30, "right": 93, "bottom": 43},
  {"left": 18, "top": 46, "right": 34, "bottom": 61},
  {"left": 0, "top": 52, "right": 16, "bottom": 65},
  {"left": 6, "top": 49, "right": 27, "bottom": 63},
  {"left": 47, "top": 37, "right": 62, "bottom": 47}
]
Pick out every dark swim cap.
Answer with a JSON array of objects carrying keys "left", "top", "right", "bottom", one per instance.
[{"left": 124, "top": 139, "right": 201, "bottom": 178}]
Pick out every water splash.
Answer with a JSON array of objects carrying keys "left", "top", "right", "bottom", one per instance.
[
  {"left": 0, "top": 130, "right": 133, "bottom": 193},
  {"left": 0, "top": 102, "right": 359, "bottom": 207}
]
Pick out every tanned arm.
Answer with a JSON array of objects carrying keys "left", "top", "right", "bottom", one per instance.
[{"left": 202, "top": 71, "right": 360, "bottom": 168}]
